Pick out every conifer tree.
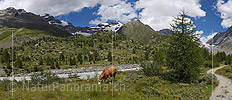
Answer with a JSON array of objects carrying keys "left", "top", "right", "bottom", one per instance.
[
  {"left": 132, "top": 48, "right": 136, "bottom": 54},
  {"left": 107, "top": 51, "right": 112, "bottom": 61},
  {"left": 167, "top": 10, "right": 203, "bottom": 83},
  {"left": 59, "top": 53, "right": 65, "bottom": 61},
  {"left": 50, "top": 63, "right": 55, "bottom": 69},
  {"left": 38, "top": 56, "right": 43, "bottom": 65},
  {"left": 55, "top": 61, "right": 60, "bottom": 69},
  {"left": 144, "top": 50, "right": 149, "bottom": 60},
  {"left": 2, "top": 49, "right": 10, "bottom": 63},
  {"left": 6, "top": 62, "right": 12, "bottom": 69},
  {"left": 93, "top": 50, "right": 99, "bottom": 61},
  {"left": 34, "top": 65, "right": 39, "bottom": 72},
  {"left": 77, "top": 53, "right": 82, "bottom": 64},
  {"left": 15, "top": 57, "right": 23, "bottom": 68}
]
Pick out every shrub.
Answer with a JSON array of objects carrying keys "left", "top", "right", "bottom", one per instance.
[
  {"left": 140, "top": 61, "right": 162, "bottom": 76},
  {"left": 33, "top": 65, "right": 43, "bottom": 72},
  {"left": 198, "top": 73, "right": 218, "bottom": 85},
  {"left": 203, "top": 60, "right": 219, "bottom": 68},
  {"left": 30, "top": 71, "right": 63, "bottom": 85},
  {"left": 68, "top": 73, "right": 79, "bottom": 78}
]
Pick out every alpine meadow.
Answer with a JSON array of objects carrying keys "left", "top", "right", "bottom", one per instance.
[{"left": 0, "top": 0, "right": 232, "bottom": 99}]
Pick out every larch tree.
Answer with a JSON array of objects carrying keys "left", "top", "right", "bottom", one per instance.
[{"left": 167, "top": 10, "right": 203, "bottom": 83}]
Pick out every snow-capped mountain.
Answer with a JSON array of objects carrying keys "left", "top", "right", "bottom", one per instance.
[
  {"left": 72, "top": 22, "right": 123, "bottom": 36},
  {"left": 96, "top": 22, "right": 123, "bottom": 32},
  {"left": 157, "top": 29, "right": 171, "bottom": 35},
  {"left": 205, "top": 26, "right": 232, "bottom": 54},
  {"left": 41, "top": 14, "right": 76, "bottom": 33},
  {"left": 41, "top": 14, "right": 123, "bottom": 36},
  {"left": 200, "top": 32, "right": 219, "bottom": 49},
  {"left": 0, "top": 7, "right": 70, "bottom": 37}
]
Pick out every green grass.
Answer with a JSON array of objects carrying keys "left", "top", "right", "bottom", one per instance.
[
  {"left": 14, "top": 29, "right": 48, "bottom": 36},
  {"left": 215, "top": 65, "right": 232, "bottom": 79},
  {"left": 0, "top": 28, "right": 48, "bottom": 45},
  {"left": 0, "top": 31, "right": 12, "bottom": 41},
  {"left": 1, "top": 31, "right": 147, "bottom": 73},
  {"left": 0, "top": 69, "right": 216, "bottom": 100},
  {"left": 0, "top": 28, "right": 18, "bottom": 41}
]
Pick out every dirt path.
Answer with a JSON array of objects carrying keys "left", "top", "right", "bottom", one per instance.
[{"left": 207, "top": 65, "right": 232, "bottom": 100}]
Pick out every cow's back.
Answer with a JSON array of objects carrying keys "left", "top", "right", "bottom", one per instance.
[
  {"left": 105, "top": 66, "right": 117, "bottom": 74},
  {"left": 99, "top": 66, "right": 117, "bottom": 80}
]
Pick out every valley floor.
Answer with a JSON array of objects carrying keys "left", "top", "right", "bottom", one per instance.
[{"left": 0, "top": 66, "right": 215, "bottom": 100}]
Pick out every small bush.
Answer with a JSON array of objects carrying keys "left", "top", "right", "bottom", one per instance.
[
  {"left": 203, "top": 60, "right": 219, "bottom": 68},
  {"left": 140, "top": 61, "right": 162, "bottom": 76},
  {"left": 68, "top": 73, "right": 79, "bottom": 78},
  {"left": 30, "top": 71, "right": 63, "bottom": 85},
  {"left": 33, "top": 65, "right": 43, "bottom": 72},
  {"left": 198, "top": 73, "right": 218, "bottom": 85}
]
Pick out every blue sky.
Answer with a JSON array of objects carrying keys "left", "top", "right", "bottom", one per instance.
[
  {"left": 55, "top": 5, "right": 101, "bottom": 27},
  {"left": 193, "top": 0, "right": 227, "bottom": 36},
  {"left": 54, "top": 0, "right": 229, "bottom": 37},
  {"left": 1, "top": 0, "right": 232, "bottom": 37}
]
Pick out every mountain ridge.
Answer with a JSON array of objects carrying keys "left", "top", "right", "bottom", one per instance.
[
  {"left": 206, "top": 26, "right": 232, "bottom": 54},
  {"left": 0, "top": 7, "right": 70, "bottom": 37},
  {"left": 117, "top": 20, "right": 169, "bottom": 44}
]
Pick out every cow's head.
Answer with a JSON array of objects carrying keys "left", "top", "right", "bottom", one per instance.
[
  {"left": 98, "top": 75, "right": 104, "bottom": 85},
  {"left": 98, "top": 79, "right": 103, "bottom": 85}
]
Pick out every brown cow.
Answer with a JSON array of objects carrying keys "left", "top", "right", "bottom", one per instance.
[{"left": 98, "top": 66, "right": 117, "bottom": 84}]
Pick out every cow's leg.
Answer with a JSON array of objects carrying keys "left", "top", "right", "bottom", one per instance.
[
  {"left": 108, "top": 75, "right": 111, "bottom": 83},
  {"left": 112, "top": 72, "right": 116, "bottom": 82},
  {"left": 104, "top": 76, "right": 108, "bottom": 83}
]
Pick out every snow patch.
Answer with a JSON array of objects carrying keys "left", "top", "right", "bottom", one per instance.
[
  {"left": 60, "top": 20, "right": 69, "bottom": 26},
  {"left": 72, "top": 31, "right": 92, "bottom": 36},
  {"left": 200, "top": 32, "right": 219, "bottom": 48},
  {"left": 98, "top": 22, "right": 123, "bottom": 32}
]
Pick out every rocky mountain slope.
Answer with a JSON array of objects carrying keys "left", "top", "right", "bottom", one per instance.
[
  {"left": 207, "top": 26, "right": 232, "bottom": 54},
  {"left": 0, "top": 7, "right": 169, "bottom": 48},
  {"left": 0, "top": 7, "right": 70, "bottom": 37},
  {"left": 42, "top": 14, "right": 123, "bottom": 35},
  {"left": 157, "top": 29, "right": 171, "bottom": 35},
  {"left": 0, "top": 7, "right": 124, "bottom": 37}
]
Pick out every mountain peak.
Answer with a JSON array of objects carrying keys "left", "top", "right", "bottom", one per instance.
[
  {"left": 0, "top": 7, "right": 26, "bottom": 16},
  {"left": 128, "top": 19, "right": 143, "bottom": 24},
  {"left": 158, "top": 29, "right": 171, "bottom": 35},
  {"left": 205, "top": 25, "right": 232, "bottom": 54},
  {"left": 0, "top": 7, "right": 70, "bottom": 37},
  {"left": 6, "top": 7, "right": 16, "bottom": 10},
  {"left": 117, "top": 19, "right": 167, "bottom": 44}
]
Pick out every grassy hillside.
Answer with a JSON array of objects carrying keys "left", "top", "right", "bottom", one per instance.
[
  {"left": 117, "top": 20, "right": 169, "bottom": 45},
  {"left": 2, "top": 16, "right": 71, "bottom": 37},
  {"left": 0, "top": 28, "right": 49, "bottom": 48},
  {"left": 0, "top": 30, "right": 154, "bottom": 75}
]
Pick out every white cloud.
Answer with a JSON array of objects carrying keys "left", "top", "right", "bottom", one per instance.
[
  {"left": 216, "top": 0, "right": 232, "bottom": 28},
  {"left": 135, "top": 0, "right": 206, "bottom": 31},
  {"left": 0, "top": 0, "right": 98, "bottom": 16},
  {"left": 89, "top": 0, "right": 137, "bottom": 25},
  {"left": 0, "top": 0, "right": 206, "bottom": 30}
]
